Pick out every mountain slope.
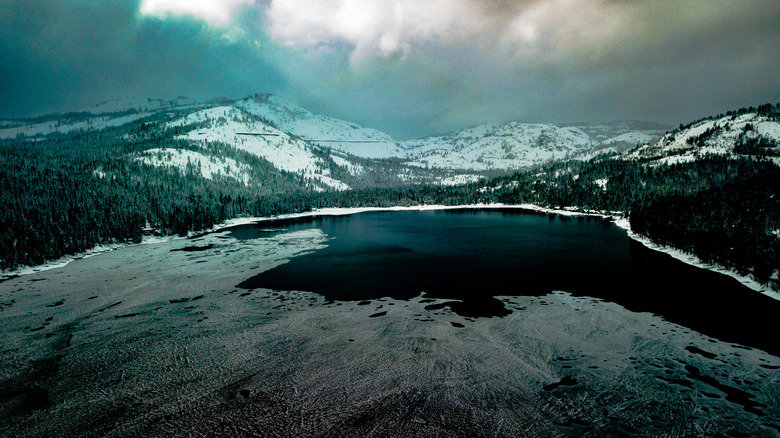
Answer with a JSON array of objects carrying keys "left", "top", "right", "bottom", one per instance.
[
  {"left": 79, "top": 96, "right": 200, "bottom": 114},
  {"left": 0, "top": 93, "right": 667, "bottom": 177},
  {"left": 400, "top": 123, "right": 591, "bottom": 170},
  {"left": 164, "top": 105, "right": 349, "bottom": 191},
  {"left": 400, "top": 121, "right": 666, "bottom": 170},
  {"left": 624, "top": 104, "right": 780, "bottom": 165},
  {"left": 229, "top": 95, "right": 667, "bottom": 170},
  {"left": 235, "top": 94, "right": 403, "bottom": 159}
]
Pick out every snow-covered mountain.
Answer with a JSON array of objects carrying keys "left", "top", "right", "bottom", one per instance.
[
  {"left": 398, "top": 120, "right": 667, "bottom": 170},
  {"left": 80, "top": 96, "right": 200, "bottom": 114},
  {"left": 398, "top": 123, "right": 591, "bottom": 170},
  {"left": 235, "top": 94, "right": 403, "bottom": 159},
  {"left": 624, "top": 105, "right": 780, "bottom": 165},
  {"left": 0, "top": 112, "right": 151, "bottom": 140},
  {"left": 214, "top": 95, "right": 665, "bottom": 170},
  {"left": 0, "top": 96, "right": 206, "bottom": 140},
  {"left": 565, "top": 120, "right": 668, "bottom": 152},
  {"left": 135, "top": 148, "right": 252, "bottom": 185},
  {"left": 164, "top": 104, "right": 350, "bottom": 191},
  {"left": 0, "top": 93, "right": 669, "bottom": 188}
]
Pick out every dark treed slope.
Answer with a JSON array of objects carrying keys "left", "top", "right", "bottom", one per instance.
[{"left": 482, "top": 157, "right": 779, "bottom": 288}]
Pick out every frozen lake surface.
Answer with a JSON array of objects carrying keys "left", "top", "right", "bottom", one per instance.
[{"left": 1, "top": 209, "right": 779, "bottom": 437}]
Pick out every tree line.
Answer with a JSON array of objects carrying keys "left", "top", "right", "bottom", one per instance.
[{"left": 2, "top": 107, "right": 778, "bottom": 290}]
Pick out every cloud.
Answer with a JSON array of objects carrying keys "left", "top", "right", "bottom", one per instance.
[
  {"left": 261, "top": 0, "right": 779, "bottom": 137},
  {"left": 139, "top": 0, "right": 256, "bottom": 25},
  {"left": 265, "top": 0, "right": 513, "bottom": 60},
  {"left": 0, "top": 0, "right": 287, "bottom": 117},
  {"left": 0, "top": 0, "right": 777, "bottom": 139}
]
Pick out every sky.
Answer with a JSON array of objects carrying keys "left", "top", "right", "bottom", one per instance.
[{"left": 1, "top": 0, "right": 778, "bottom": 139}]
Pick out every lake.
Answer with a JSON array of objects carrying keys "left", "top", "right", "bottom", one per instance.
[
  {"left": 2, "top": 207, "right": 779, "bottom": 437},
  {"left": 235, "top": 208, "right": 779, "bottom": 354}
]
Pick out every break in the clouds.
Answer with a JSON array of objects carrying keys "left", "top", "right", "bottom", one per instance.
[
  {"left": 139, "top": 0, "right": 255, "bottom": 25},
  {"left": 1, "top": 0, "right": 778, "bottom": 138}
]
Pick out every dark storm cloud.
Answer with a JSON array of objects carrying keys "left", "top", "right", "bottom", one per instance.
[
  {"left": 0, "top": 0, "right": 778, "bottom": 139},
  {"left": 0, "top": 0, "right": 283, "bottom": 117},
  {"left": 258, "top": 0, "right": 780, "bottom": 137}
]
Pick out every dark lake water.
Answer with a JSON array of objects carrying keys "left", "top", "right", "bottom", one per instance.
[{"left": 233, "top": 209, "right": 780, "bottom": 354}]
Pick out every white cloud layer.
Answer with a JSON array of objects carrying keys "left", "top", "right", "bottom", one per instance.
[
  {"left": 266, "top": 0, "right": 488, "bottom": 59},
  {"left": 140, "top": 0, "right": 255, "bottom": 25}
]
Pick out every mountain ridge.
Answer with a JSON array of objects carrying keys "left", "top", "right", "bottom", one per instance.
[
  {"left": 0, "top": 93, "right": 668, "bottom": 170},
  {"left": 0, "top": 93, "right": 671, "bottom": 191},
  {"left": 1, "top": 99, "right": 778, "bottom": 288}
]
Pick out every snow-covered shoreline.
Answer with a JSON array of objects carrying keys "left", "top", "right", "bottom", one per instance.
[
  {"left": 213, "top": 203, "right": 614, "bottom": 230},
  {"left": 0, "top": 203, "right": 608, "bottom": 282},
  {"left": 0, "top": 236, "right": 186, "bottom": 282},
  {"left": 3, "top": 203, "right": 777, "bottom": 302},
  {"left": 613, "top": 218, "right": 779, "bottom": 300}
]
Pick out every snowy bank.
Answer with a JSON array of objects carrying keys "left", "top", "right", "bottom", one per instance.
[
  {"left": 614, "top": 218, "right": 779, "bottom": 301},
  {"left": 0, "top": 203, "right": 608, "bottom": 282},
  {"left": 0, "top": 236, "right": 186, "bottom": 282}
]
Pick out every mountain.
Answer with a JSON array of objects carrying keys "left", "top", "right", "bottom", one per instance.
[
  {"left": 398, "top": 120, "right": 666, "bottom": 170},
  {"left": 79, "top": 96, "right": 200, "bottom": 114},
  {"left": 235, "top": 94, "right": 403, "bottom": 159},
  {"left": 0, "top": 93, "right": 667, "bottom": 189},
  {"left": 0, "top": 96, "right": 201, "bottom": 140},
  {"left": 624, "top": 104, "right": 780, "bottom": 165},
  {"left": 224, "top": 94, "right": 668, "bottom": 170}
]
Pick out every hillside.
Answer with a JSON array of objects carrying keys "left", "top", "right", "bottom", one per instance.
[
  {"left": 1, "top": 97, "right": 777, "bottom": 288},
  {"left": 0, "top": 94, "right": 667, "bottom": 197},
  {"left": 625, "top": 104, "right": 780, "bottom": 165},
  {"left": 399, "top": 121, "right": 665, "bottom": 170},
  {"left": 0, "top": 93, "right": 666, "bottom": 176}
]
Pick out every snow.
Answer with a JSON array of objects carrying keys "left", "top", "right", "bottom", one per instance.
[
  {"left": 396, "top": 121, "right": 664, "bottom": 170},
  {"left": 330, "top": 154, "right": 365, "bottom": 176},
  {"left": 594, "top": 178, "right": 608, "bottom": 190},
  {"left": 0, "top": 234, "right": 188, "bottom": 282},
  {"left": 0, "top": 113, "right": 150, "bottom": 139},
  {"left": 137, "top": 148, "right": 252, "bottom": 184},
  {"left": 614, "top": 219, "right": 779, "bottom": 300},
  {"left": 757, "top": 120, "right": 780, "bottom": 138},
  {"left": 601, "top": 131, "right": 656, "bottom": 145},
  {"left": 166, "top": 105, "right": 350, "bottom": 191},
  {"left": 399, "top": 123, "right": 592, "bottom": 170},
  {"left": 625, "top": 112, "right": 780, "bottom": 165},
  {"left": 3, "top": 94, "right": 668, "bottom": 176},
  {"left": 235, "top": 95, "right": 403, "bottom": 159},
  {"left": 656, "top": 153, "right": 696, "bottom": 166},
  {"left": 6, "top": 92, "right": 662, "bottom": 176},
  {"left": 209, "top": 95, "right": 666, "bottom": 171},
  {"left": 437, "top": 174, "right": 485, "bottom": 186},
  {"left": 313, "top": 175, "right": 350, "bottom": 191}
]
